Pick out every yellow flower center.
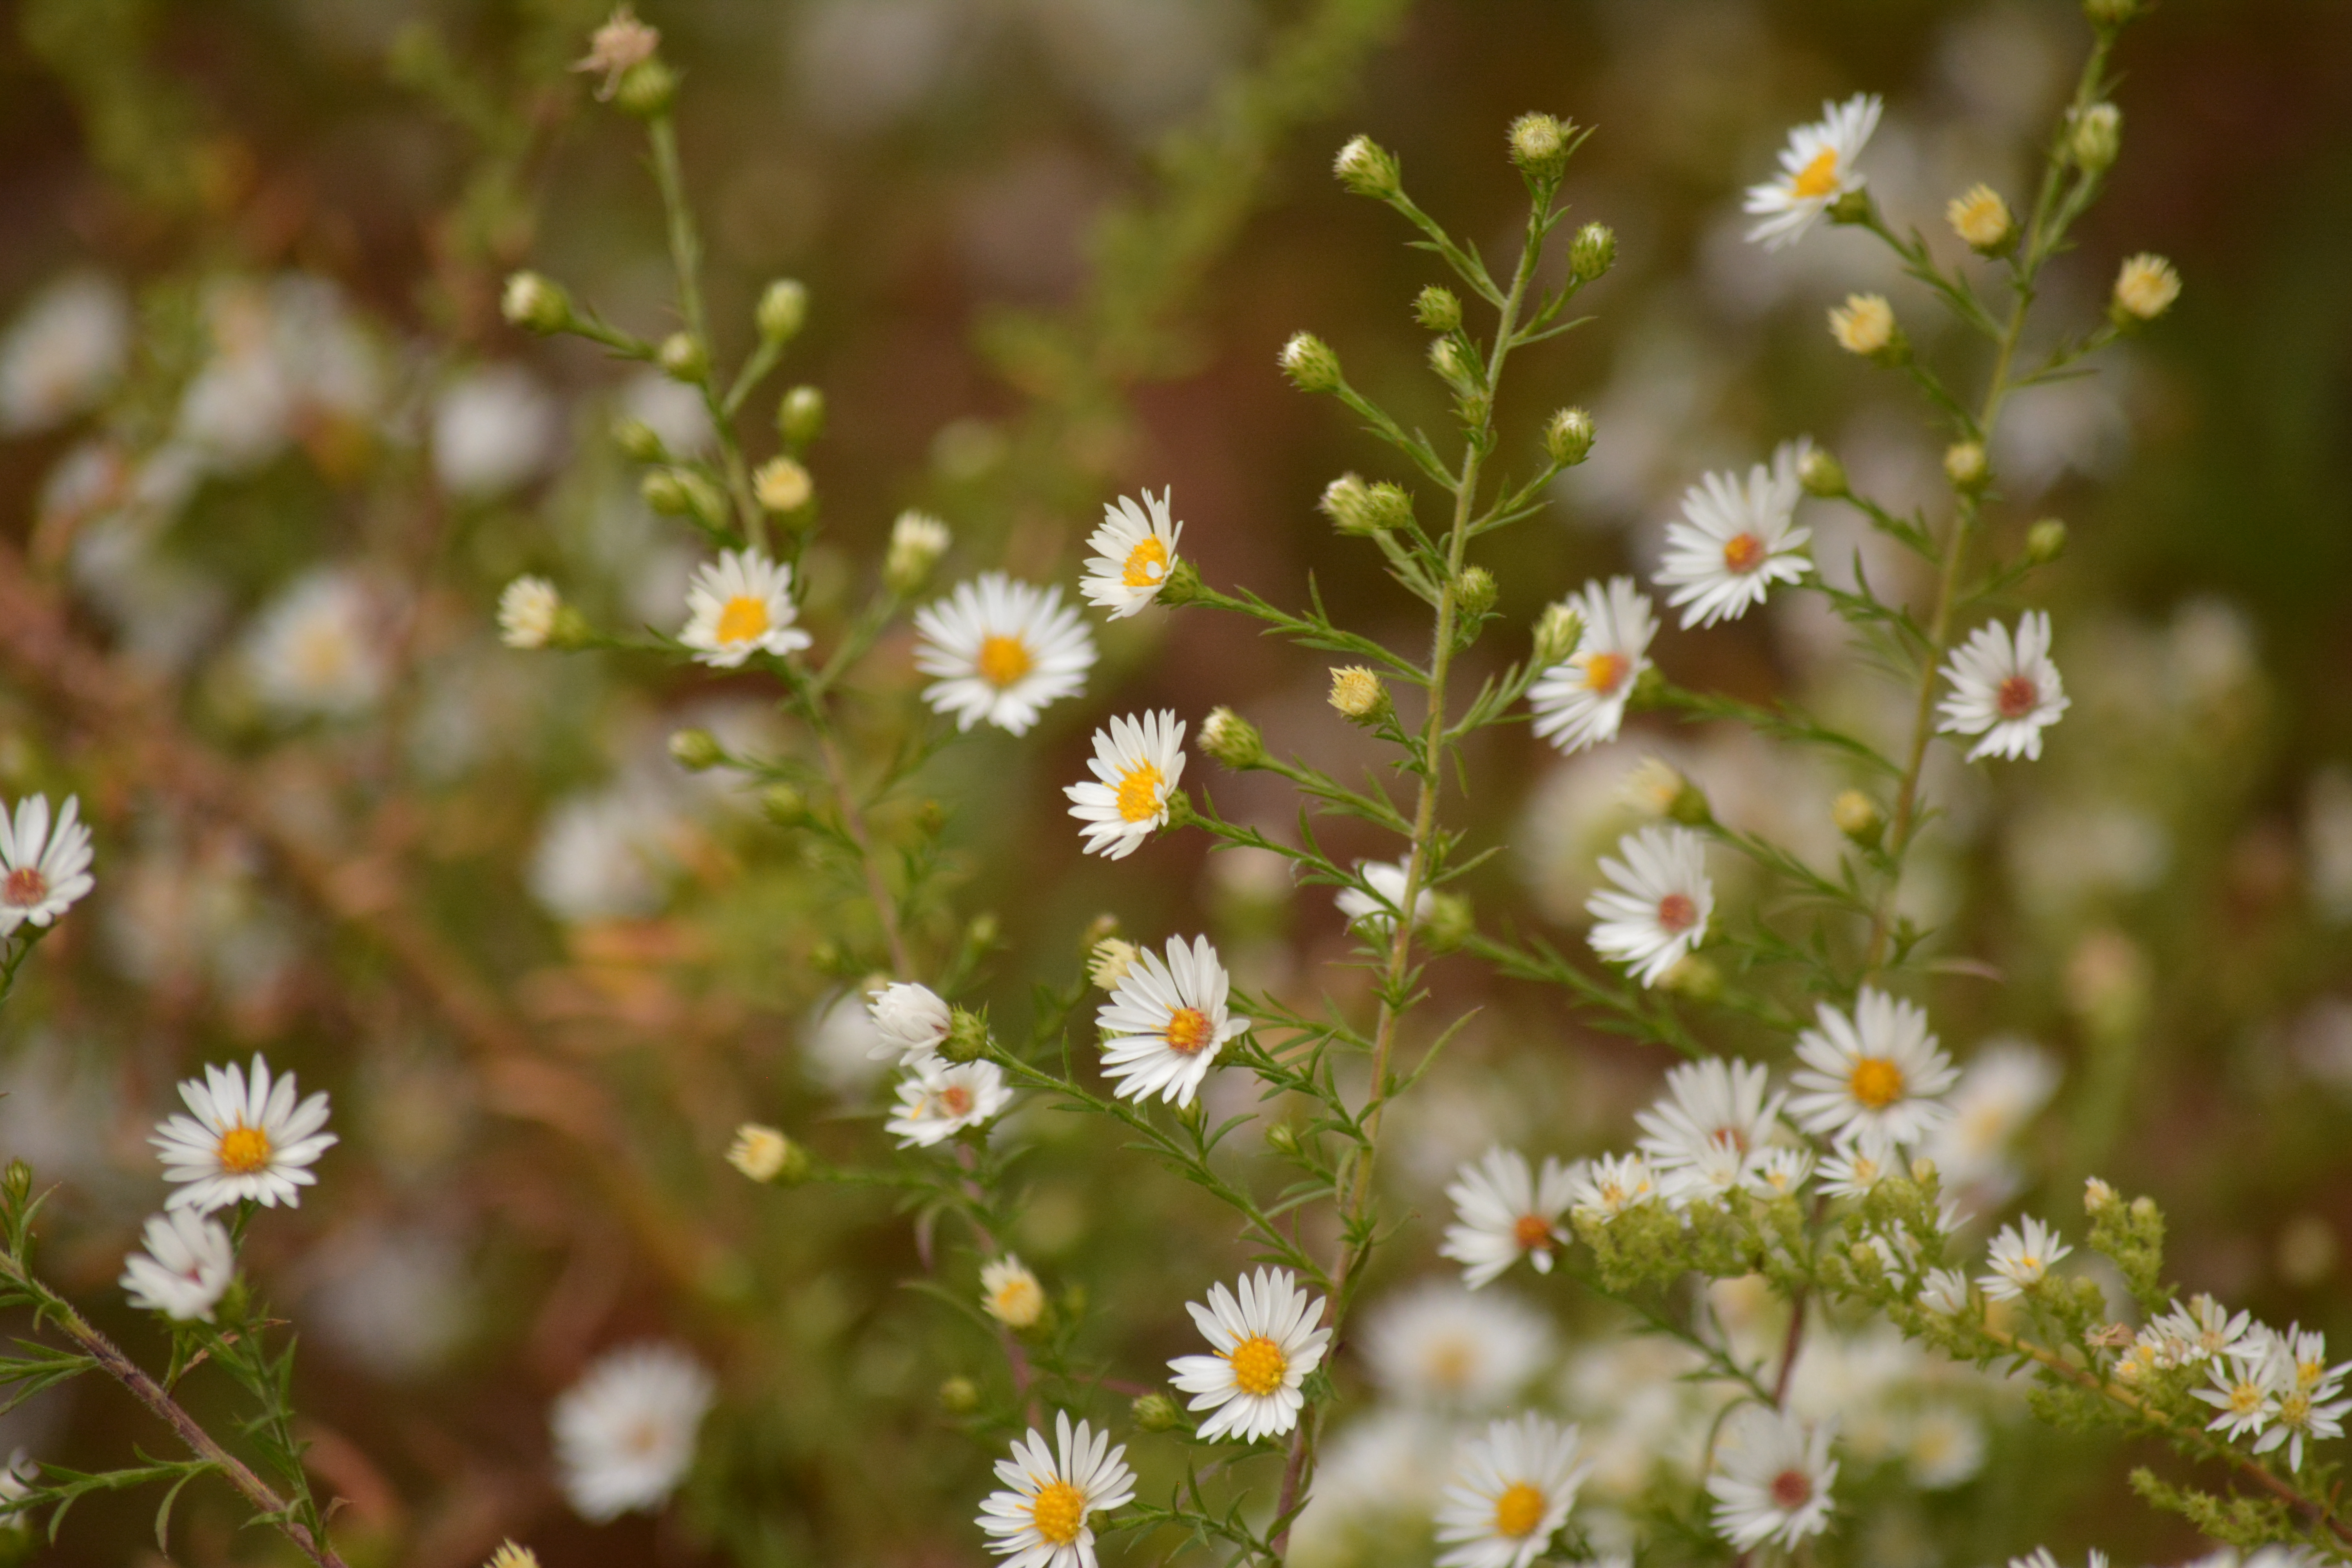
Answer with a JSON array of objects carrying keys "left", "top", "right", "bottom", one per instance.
[
  {"left": 1425, "top": 1338, "right": 1473, "bottom": 1389},
  {"left": 716, "top": 594, "right": 771, "bottom": 645},
  {"left": 940, "top": 1085, "right": 975, "bottom": 1118},
  {"left": 1655, "top": 892, "right": 1698, "bottom": 935},
  {"left": 218, "top": 1125, "right": 273, "bottom": 1174},
  {"left": 2229, "top": 1381, "right": 2264, "bottom": 1416},
  {"left": 2280, "top": 1392, "right": 2312, "bottom": 1427},
  {"left": 1791, "top": 148, "right": 1840, "bottom": 199},
  {"left": 1227, "top": 1334, "right": 1289, "bottom": 1397},
  {"left": 2, "top": 868, "right": 46, "bottom": 907},
  {"left": 1030, "top": 1480, "right": 1087, "bottom": 1546},
  {"left": 292, "top": 621, "right": 356, "bottom": 686},
  {"left": 1847, "top": 1057, "right": 1905, "bottom": 1109},
  {"left": 1122, "top": 536, "right": 1169, "bottom": 589},
  {"left": 1722, "top": 532, "right": 1765, "bottom": 573},
  {"left": 1116, "top": 762, "right": 1165, "bottom": 823},
  {"left": 1512, "top": 1213, "right": 1554, "bottom": 1251},
  {"left": 978, "top": 634, "right": 1033, "bottom": 689},
  {"left": 1164, "top": 1006, "right": 1213, "bottom": 1056},
  {"left": 1492, "top": 1482, "right": 1548, "bottom": 1539},
  {"left": 2299, "top": 1358, "right": 2325, "bottom": 1390},
  {"left": 1579, "top": 651, "right": 1627, "bottom": 693}
]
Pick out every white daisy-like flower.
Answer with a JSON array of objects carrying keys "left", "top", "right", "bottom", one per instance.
[
  {"left": 1167, "top": 1267, "right": 1332, "bottom": 1442},
  {"left": 1528, "top": 577, "right": 1656, "bottom": 755},
  {"left": 498, "top": 575, "right": 562, "bottom": 649},
  {"left": 1978, "top": 1215, "right": 2072, "bottom": 1301},
  {"left": 1706, "top": 1404, "right": 1839, "bottom": 1550},
  {"left": 678, "top": 548, "right": 812, "bottom": 669},
  {"left": 151, "top": 1054, "right": 338, "bottom": 1213},
  {"left": 1080, "top": 488, "right": 1183, "bottom": 619},
  {"left": 1440, "top": 1147, "right": 1579, "bottom": 1288},
  {"left": 2150, "top": 1294, "right": 2254, "bottom": 1367},
  {"left": 2247, "top": 1331, "right": 2352, "bottom": 1470},
  {"left": 1434, "top": 1414, "right": 1590, "bottom": 1568},
  {"left": 2272, "top": 1323, "right": 2352, "bottom": 1395},
  {"left": 1919, "top": 1267, "right": 1973, "bottom": 1316},
  {"left": 886, "top": 1060, "right": 1013, "bottom": 1148},
  {"left": 1095, "top": 934, "right": 1246, "bottom": 1108},
  {"left": 1788, "top": 988, "right": 1956, "bottom": 1149},
  {"left": 0, "top": 272, "right": 130, "bottom": 435},
  {"left": 1336, "top": 858, "right": 1433, "bottom": 936},
  {"left": 1743, "top": 93, "right": 1883, "bottom": 249},
  {"left": 977, "top": 1412, "right": 1137, "bottom": 1568},
  {"left": 1362, "top": 1281, "right": 1555, "bottom": 1412},
  {"left": 1635, "top": 1058, "right": 1786, "bottom": 1183},
  {"left": 866, "top": 981, "right": 954, "bottom": 1065},
  {"left": 1922, "top": 1040, "right": 2060, "bottom": 1194},
  {"left": 553, "top": 1342, "right": 715, "bottom": 1521},
  {"left": 0, "top": 794, "right": 95, "bottom": 937},
  {"left": 1584, "top": 826, "right": 1713, "bottom": 987},
  {"left": 1064, "top": 710, "right": 1187, "bottom": 859},
  {"left": 1653, "top": 444, "right": 1813, "bottom": 628},
  {"left": 914, "top": 572, "right": 1098, "bottom": 735},
  {"left": 2197, "top": 1352, "right": 2282, "bottom": 1445},
  {"left": 1753, "top": 1147, "right": 1815, "bottom": 1197},
  {"left": 1936, "top": 611, "right": 2070, "bottom": 762},
  {"left": 118, "top": 1209, "right": 235, "bottom": 1322},
  {"left": 1565, "top": 1152, "right": 1660, "bottom": 1223},
  {"left": 982, "top": 1256, "right": 1046, "bottom": 1329},
  {"left": 1816, "top": 1133, "right": 1902, "bottom": 1200},
  {"left": 245, "top": 569, "right": 388, "bottom": 720}
]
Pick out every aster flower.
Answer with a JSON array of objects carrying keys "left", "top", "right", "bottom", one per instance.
[
  {"left": 1064, "top": 710, "right": 1187, "bottom": 859},
  {"left": 866, "top": 980, "right": 953, "bottom": 1065},
  {"left": 678, "top": 548, "right": 812, "bottom": 669},
  {"left": 1362, "top": 1281, "right": 1554, "bottom": 1412},
  {"left": 1585, "top": 826, "right": 1713, "bottom": 987},
  {"left": 1920, "top": 1267, "right": 1973, "bottom": 1316},
  {"left": 1816, "top": 1133, "right": 1902, "bottom": 1200},
  {"left": 1337, "top": 858, "right": 1434, "bottom": 936},
  {"left": 1752, "top": 1147, "right": 1815, "bottom": 1197},
  {"left": 982, "top": 1256, "right": 1046, "bottom": 1329},
  {"left": 1080, "top": 488, "right": 1183, "bottom": 619},
  {"left": 2248, "top": 1328, "right": 2352, "bottom": 1470},
  {"left": 245, "top": 570, "right": 387, "bottom": 720},
  {"left": 1788, "top": 988, "right": 1956, "bottom": 1149},
  {"left": 2196, "top": 1353, "right": 2282, "bottom": 1446},
  {"left": 497, "top": 575, "right": 562, "bottom": 649},
  {"left": 118, "top": 1209, "right": 235, "bottom": 1322},
  {"left": 1565, "top": 1153, "right": 1660, "bottom": 1223},
  {"left": 1434, "top": 1414, "right": 1590, "bottom": 1568},
  {"left": 1744, "top": 93, "right": 1882, "bottom": 249},
  {"left": 1440, "top": 1147, "right": 1579, "bottom": 1288},
  {"left": 151, "top": 1054, "right": 337, "bottom": 1213},
  {"left": 1978, "top": 1216, "right": 2072, "bottom": 1301},
  {"left": 1653, "top": 445, "right": 1812, "bottom": 628},
  {"left": 1528, "top": 577, "right": 1656, "bottom": 755},
  {"left": 1168, "top": 1267, "right": 1332, "bottom": 1442},
  {"left": 1095, "top": 935, "right": 1247, "bottom": 1108},
  {"left": 1636, "top": 1057, "right": 1786, "bottom": 1183},
  {"left": 886, "top": 1060, "right": 1013, "bottom": 1148},
  {"left": 1936, "top": 611, "right": 2070, "bottom": 762},
  {"left": 915, "top": 573, "right": 1098, "bottom": 735},
  {"left": 2149, "top": 1294, "right": 2254, "bottom": 1367},
  {"left": 1706, "top": 1405, "right": 1839, "bottom": 1550},
  {"left": 0, "top": 794, "right": 95, "bottom": 937},
  {"left": 553, "top": 1343, "right": 715, "bottom": 1521},
  {"left": 977, "top": 1412, "right": 1136, "bottom": 1568}
]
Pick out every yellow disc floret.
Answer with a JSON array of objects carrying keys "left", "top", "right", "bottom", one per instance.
[
  {"left": 1492, "top": 1482, "right": 1548, "bottom": 1538},
  {"left": 717, "top": 595, "right": 771, "bottom": 645},
  {"left": 1122, "top": 536, "right": 1169, "bottom": 588},
  {"left": 1115, "top": 762, "right": 1165, "bottom": 823},
  {"left": 1029, "top": 1480, "right": 1087, "bottom": 1546},
  {"left": 978, "top": 634, "right": 1033, "bottom": 688},
  {"left": 218, "top": 1124, "right": 274, "bottom": 1174},
  {"left": 1226, "top": 1334, "right": 1289, "bottom": 1397},
  {"left": 1847, "top": 1057, "right": 1905, "bottom": 1109}
]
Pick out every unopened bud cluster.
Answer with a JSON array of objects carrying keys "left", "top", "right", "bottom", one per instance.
[
  {"left": 886, "top": 511, "right": 951, "bottom": 594},
  {"left": 1332, "top": 135, "right": 1401, "bottom": 200},
  {"left": 1320, "top": 474, "right": 1413, "bottom": 535},
  {"left": 1279, "top": 332, "right": 1342, "bottom": 394}
]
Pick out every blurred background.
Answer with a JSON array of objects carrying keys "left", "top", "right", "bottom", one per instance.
[{"left": 0, "top": 0, "right": 2348, "bottom": 1564}]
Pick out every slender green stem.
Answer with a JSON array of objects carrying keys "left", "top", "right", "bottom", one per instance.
[{"left": 647, "top": 113, "right": 764, "bottom": 547}]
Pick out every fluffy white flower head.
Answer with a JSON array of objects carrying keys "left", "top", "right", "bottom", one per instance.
[
  {"left": 1337, "top": 858, "right": 1434, "bottom": 937},
  {"left": 679, "top": 548, "right": 812, "bottom": 669},
  {"left": 1566, "top": 1152, "right": 1660, "bottom": 1222},
  {"left": 982, "top": 1256, "right": 1046, "bottom": 1329},
  {"left": 1434, "top": 1414, "right": 1590, "bottom": 1568},
  {"left": 1706, "top": 1404, "right": 1839, "bottom": 1550},
  {"left": 1095, "top": 934, "right": 1247, "bottom": 1108},
  {"left": 866, "top": 980, "right": 954, "bottom": 1065},
  {"left": 1529, "top": 577, "right": 1656, "bottom": 755},
  {"left": 498, "top": 575, "right": 562, "bottom": 650},
  {"left": 1065, "top": 710, "right": 1187, "bottom": 859},
  {"left": 553, "top": 1342, "right": 715, "bottom": 1521},
  {"left": 151, "top": 1054, "right": 337, "bottom": 1213},
  {"left": 1979, "top": 1215, "right": 2072, "bottom": 1301},
  {"left": 977, "top": 1412, "right": 1137, "bottom": 1568},
  {"left": 1744, "top": 94, "right": 1882, "bottom": 249},
  {"left": 1788, "top": 987, "right": 1956, "bottom": 1148},
  {"left": 1937, "top": 611, "right": 2069, "bottom": 762},
  {"left": 1636, "top": 1057, "right": 1786, "bottom": 1181},
  {"left": 0, "top": 794, "right": 95, "bottom": 936},
  {"left": 915, "top": 573, "right": 1098, "bottom": 735},
  {"left": 1168, "top": 1267, "right": 1332, "bottom": 1442},
  {"left": 1363, "top": 1281, "right": 1553, "bottom": 1412},
  {"left": 1654, "top": 444, "right": 1813, "bottom": 628},
  {"left": 119, "top": 1209, "right": 235, "bottom": 1322},
  {"left": 0, "top": 273, "right": 130, "bottom": 434},
  {"left": 1081, "top": 488, "right": 1183, "bottom": 619},
  {"left": 1440, "top": 1147, "right": 1578, "bottom": 1289},
  {"left": 1585, "top": 826, "right": 1713, "bottom": 987},
  {"left": 245, "top": 570, "right": 388, "bottom": 720},
  {"left": 886, "top": 1060, "right": 1013, "bottom": 1148}
]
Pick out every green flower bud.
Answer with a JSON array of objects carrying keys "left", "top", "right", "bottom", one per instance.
[
  {"left": 1797, "top": 445, "right": 1847, "bottom": 497},
  {"left": 615, "top": 57, "right": 678, "bottom": 119},
  {"left": 2025, "top": 517, "right": 2068, "bottom": 565},
  {"left": 1414, "top": 285, "right": 1462, "bottom": 333},
  {"left": 668, "top": 728, "right": 724, "bottom": 771},
  {"left": 756, "top": 278, "right": 809, "bottom": 342},
  {"left": 1658, "top": 955, "right": 1722, "bottom": 1000},
  {"left": 760, "top": 783, "right": 807, "bottom": 827},
  {"left": 2083, "top": 0, "right": 2138, "bottom": 24},
  {"left": 612, "top": 415, "right": 666, "bottom": 463},
  {"left": 1533, "top": 601, "right": 1583, "bottom": 667},
  {"left": 1198, "top": 707, "right": 1265, "bottom": 770},
  {"left": 886, "top": 510, "right": 951, "bottom": 595},
  {"left": 2068, "top": 103, "right": 2122, "bottom": 173},
  {"left": 657, "top": 331, "right": 708, "bottom": 383},
  {"left": 1155, "top": 557, "right": 1203, "bottom": 607},
  {"left": 1569, "top": 222, "right": 1616, "bottom": 282},
  {"left": 1425, "top": 892, "right": 1474, "bottom": 954},
  {"left": 1131, "top": 1391, "right": 1183, "bottom": 1432},
  {"left": 940, "top": 1007, "right": 991, "bottom": 1064},
  {"left": 1332, "top": 135, "right": 1401, "bottom": 200},
  {"left": 1832, "top": 789, "right": 1884, "bottom": 846},
  {"left": 1428, "top": 336, "right": 1477, "bottom": 391},
  {"left": 1507, "top": 113, "right": 1569, "bottom": 181},
  {"left": 938, "top": 1375, "right": 981, "bottom": 1414},
  {"left": 1279, "top": 332, "right": 1341, "bottom": 394},
  {"left": 1265, "top": 1123, "right": 1301, "bottom": 1157},
  {"left": 642, "top": 466, "right": 726, "bottom": 524},
  {"left": 1455, "top": 564, "right": 1497, "bottom": 620},
  {"left": 1827, "top": 188, "right": 1873, "bottom": 226},
  {"left": 966, "top": 911, "right": 1001, "bottom": 950},
  {"left": 1943, "top": 440, "right": 1990, "bottom": 493},
  {"left": 778, "top": 384, "right": 826, "bottom": 446},
  {"left": 1544, "top": 407, "right": 1595, "bottom": 467},
  {"left": 500, "top": 271, "right": 572, "bottom": 334}
]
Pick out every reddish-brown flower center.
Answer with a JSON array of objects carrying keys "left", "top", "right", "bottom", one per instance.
[
  {"left": 1, "top": 867, "right": 45, "bottom": 907},
  {"left": 1656, "top": 892, "right": 1697, "bottom": 934},
  {"left": 940, "top": 1085, "right": 975, "bottom": 1118},
  {"left": 1996, "top": 675, "right": 2039, "bottom": 719},
  {"left": 1769, "top": 1468, "right": 1814, "bottom": 1510},
  {"left": 1164, "top": 1007, "right": 1213, "bottom": 1056},
  {"left": 1721, "top": 533, "right": 1765, "bottom": 573},
  {"left": 1513, "top": 1213, "right": 1554, "bottom": 1251}
]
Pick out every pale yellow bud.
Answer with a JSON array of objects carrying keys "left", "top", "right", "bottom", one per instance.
[
  {"left": 486, "top": 1543, "right": 544, "bottom": 1568},
  {"left": 1089, "top": 937, "right": 1139, "bottom": 992},
  {"left": 754, "top": 456, "right": 814, "bottom": 513},
  {"left": 2111, "top": 253, "right": 2181, "bottom": 323},
  {"left": 727, "top": 1124, "right": 795, "bottom": 1183},
  {"left": 1828, "top": 293, "right": 1897, "bottom": 357},
  {"left": 980, "top": 1256, "right": 1046, "bottom": 1329},
  {"left": 1946, "top": 184, "right": 2014, "bottom": 253},
  {"left": 1328, "top": 665, "right": 1385, "bottom": 721}
]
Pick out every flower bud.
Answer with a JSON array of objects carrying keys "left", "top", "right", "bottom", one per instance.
[
  {"left": 760, "top": 783, "right": 806, "bottom": 827},
  {"left": 1154, "top": 557, "right": 1203, "bottom": 608},
  {"left": 1332, "top": 135, "right": 1401, "bottom": 200},
  {"left": 1828, "top": 189, "right": 1873, "bottom": 226},
  {"left": 1828, "top": 294, "right": 1904, "bottom": 361},
  {"left": 1544, "top": 407, "right": 1595, "bottom": 467},
  {"left": 1131, "top": 1391, "right": 1183, "bottom": 1432},
  {"left": 1199, "top": 706, "right": 1266, "bottom": 770},
  {"left": 2084, "top": 1176, "right": 2120, "bottom": 1213},
  {"left": 642, "top": 466, "right": 725, "bottom": 524},
  {"left": 2084, "top": 0, "right": 2138, "bottom": 24},
  {"left": 1279, "top": 332, "right": 1342, "bottom": 394},
  {"left": 657, "top": 331, "right": 708, "bottom": 383},
  {"left": 1428, "top": 336, "right": 1477, "bottom": 391},
  {"left": 668, "top": 727, "right": 724, "bottom": 771},
  {"left": 886, "top": 510, "right": 951, "bottom": 595},
  {"left": 1425, "top": 892, "right": 1474, "bottom": 954},
  {"left": 612, "top": 415, "right": 666, "bottom": 463},
  {"left": 1089, "top": 937, "right": 1139, "bottom": 991},
  {"left": 966, "top": 911, "right": 1001, "bottom": 950},
  {"left": 1622, "top": 758, "right": 1710, "bottom": 825},
  {"left": 2025, "top": 518, "right": 2068, "bottom": 564},
  {"left": 754, "top": 455, "right": 814, "bottom": 514},
  {"left": 1909, "top": 1156, "right": 1938, "bottom": 1186},
  {"left": 940, "top": 1007, "right": 991, "bottom": 1064},
  {"left": 1946, "top": 184, "right": 2015, "bottom": 255},
  {"left": 2068, "top": 103, "right": 2122, "bottom": 173},
  {"left": 501, "top": 271, "right": 572, "bottom": 334},
  {"left": 1414, "top": 285, "right": 1462, "bottom": 333},
  {"left": 1657, "top": 955, "right": 1722, "bottom": 1000},
  {"left": 1943, "top": 440, "right": 1989, "bottom": 493},
  {"left": 727, "top": 1124, "right": 807, "bottom": 1184},
  {"left": 1265, "top": 1122, "right": 1301, "bottom": 1157},
  {"left": 1533, "top": 601, "right": 1583, "bottom": 667},
  {"left": 1832, "top": 789, "right": 1883, "bottom": 846},
  {"left": 1454, "top": 564, "right": 1497, "bottom": 621},
  {"left": 938, "top": 1375, "right": 981, "bottom": 1414},
  {"left": 498, "top": 575, "right": 563, "bottom": 650},
  {"left": 756, "top": 278, "right": 809, "bottom": 342},
  {"left": 1328, "top": 666, "right": 1390, "bottom": 725},
  {"left": 1570, "top": 221, "right": 1616, "bottom": 282},
  {"left": 1507, "top": 113, "right": 1569, "bottom": 180},
  {"left": 2109, "top": 253, "right": 2180, "bottom": 326},
  {"left": 1797, "top": 446, "right": 1847, "bottom": 497},
  {"left": 778, "top": 384, "right": 826, "bottom": 446},
  {"left": 615, "top": 56, "right": 677, "bottom": 118}
]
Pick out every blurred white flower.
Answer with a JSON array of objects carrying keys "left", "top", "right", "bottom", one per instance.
[
  {"left": 1706, "top": 1404, "right": 1838, "bottom": 1550},
  {"left": 243, "top": 569, "right": 388, "bottom": 720},
  {"left": 1529, "top": 577, "right": 1655, "bottom": 755},
  {"left": 432, "top": 364, "right": 558, "bottom": 499},
  {"left": 119, "top": 1209, "right": 235, "bottom": 1321},
  {"left": 0, "top": 272, "right": 129, "bottom": 433},
  {"left": 304, "top": 1223, "right": 470, "bottom": 1376},
  {"left": 553, "top": 1343, "right": 714, "bottom": 1520},
  {"left": 2306, "top": 766, "right": 2352, "bottom": 922},
  {"left": 886, "top": 1059, "right": 1012, "bottom": 1147},
  {"left": 1167, "top": 1267, "right": 1330, "bottom": 1442},
  {"left": 617, "top": 367, "right": 714, "bottom": 455},
  {"left": 982, "top": 1255, "right": 1045, "bottom": 1329},
  {"left": 1922, "top": 1039, "right": 2058, "bottom": 1196},
  {"left": 1636, "top": 1057, "right": 1785, "bottom": 1191},
  {"left": 1585, "top": 826, "right": 1712, "bottom": 987},
  {"left": 1566, "top": 1152, "right": 1659, "bottom": 1222},
  {"left": 528, "top": 786, "right": 675, "bottom": 922},
  {"left": 1363, "top": 1280, "right": 1553, "bottom": 1411},
  {"left": 498, "top": 575, "right": 563, "bottom": 650},
  {"left": 867, "top": 981, "right": 953, "bottom": 1065},
  {"left": 1337, "top": 857, "right": 1432, "bottom": 936},
  {"left": 914, "top": 573, "right": 1097, "bottom": 735},
  {"left": 1744, "top": 94, "right": 1881, "bottom": 249},
  {"left": 151, "top": 1053, "right": 337, "bottom": 1213}
]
